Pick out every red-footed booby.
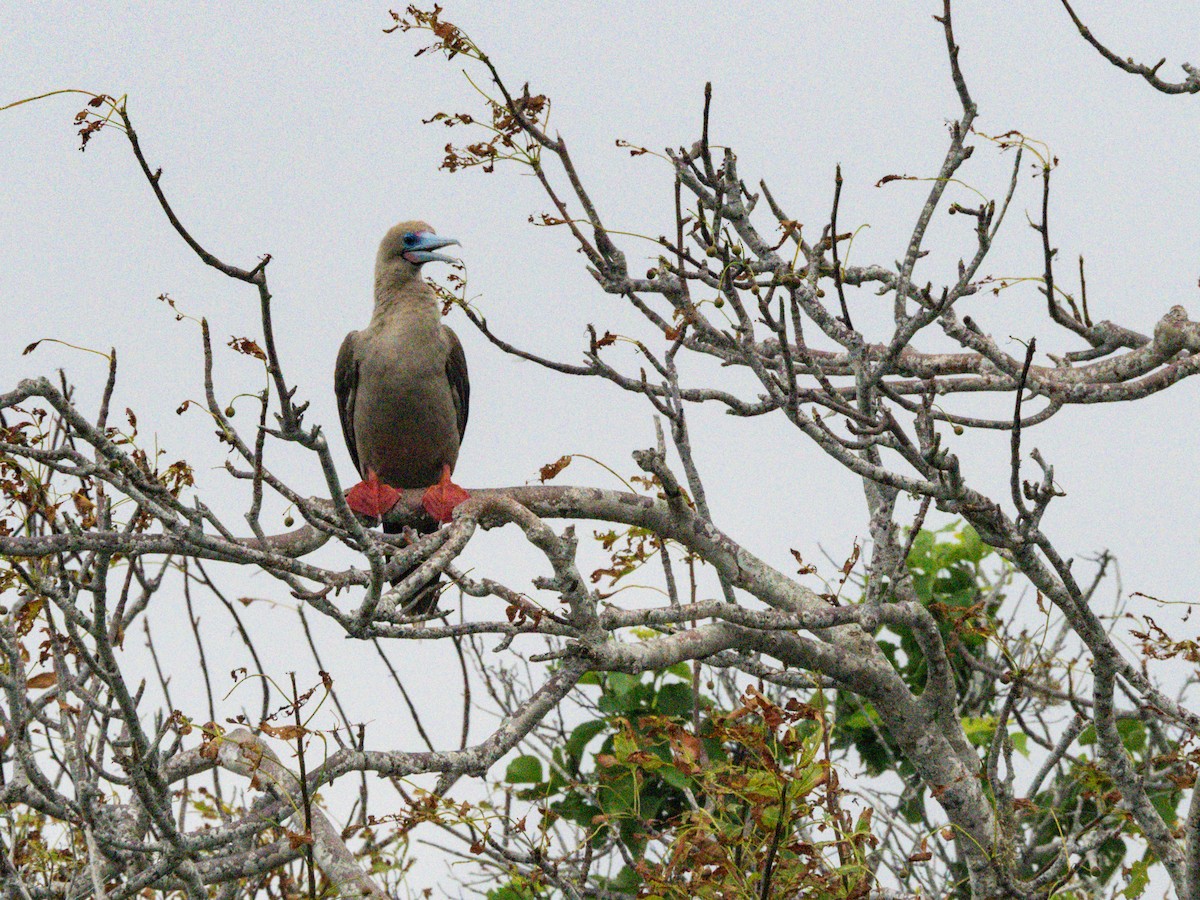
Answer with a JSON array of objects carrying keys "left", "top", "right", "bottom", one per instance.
[{"left": 335, "top": 220, "right": 470, "bottom": 616}]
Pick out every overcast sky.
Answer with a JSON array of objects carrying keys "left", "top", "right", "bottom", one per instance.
[{"left": 3, "top": 2, "right": 1198, "bottom": 893}]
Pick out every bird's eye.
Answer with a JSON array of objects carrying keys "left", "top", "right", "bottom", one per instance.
[{"left": 402, "top": 233, "right": 417, "bottom": 247}]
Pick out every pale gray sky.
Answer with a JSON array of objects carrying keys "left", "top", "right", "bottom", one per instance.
[{"left": 3, "top": 2, "right": 1198, "bottom": 892}]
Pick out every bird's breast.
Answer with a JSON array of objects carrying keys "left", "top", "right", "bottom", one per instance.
[{"left": 353, "top": 327, "right": 459, "bottom": 488}]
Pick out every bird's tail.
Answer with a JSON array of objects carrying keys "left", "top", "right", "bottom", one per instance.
[{"left": 384, "top": 519, "right": 443, "bottom": 620}]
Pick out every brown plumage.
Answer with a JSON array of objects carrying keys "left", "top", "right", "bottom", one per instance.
[{"left": 335, "top": 220, "right": 468, "bottom": 616}]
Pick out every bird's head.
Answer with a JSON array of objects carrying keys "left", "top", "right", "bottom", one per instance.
[{"left": 375, "top": 220, "right": 461, "bottom": 288}]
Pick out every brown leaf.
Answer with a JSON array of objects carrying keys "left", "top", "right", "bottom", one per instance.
[
  {"left": 875, "top": 173, "right": 917, "bottom": 188},
  {"left": 595, "top": 331, "right": 618, "bottom": 348},
  {"left": 227, "top": 336, "right": 267, "bottom": 360},
  {"left": 539, "top": 455, "right": 572, "bottom": 482},
  {"left": 790, "top": 548, "right": 816, "bottom": 576},
  {"left": 626, "top": 750, "right": 659, "bottom": 765},
  {"left": 259, "top": 722, "right": 305, "bottom": 741},
  {"left": 72, "top": 490, "right": 96, "bottom": 525},
  {"left": 78, "top": 118, "right": 104, "bottom": 150},
  {"left": 674, "top": 730, "right": 702, "bottom": 763},
  {"left": 841, "top": 540, "right": 861, "bottom": 576},
  {"left": 14, "top": 600, "right": 42, "bottom": 643},
  {"left": 25, "top": 671, "right": 57, "bottom": 689},
  {"left": 285, "top": 829, "right": 313, "bottom": 849},
  {"left": 784, "top": 698, "right": 819, "bottom": 720}
]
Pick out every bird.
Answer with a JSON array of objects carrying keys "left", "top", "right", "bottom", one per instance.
[{"left": 334, "top": 220, "right": 470, "bottom": 618}]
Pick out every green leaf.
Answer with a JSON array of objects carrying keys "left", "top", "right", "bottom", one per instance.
[
  {"left": 1121, "top": 856, "right": 1150, "bottom": 899},
  {"left": 956, "top": 524, "right": 988, "bottom": 563},
  {"left": 599, "top": 771, "right": 639, "bottom": 817},
  {"left": 899, "top": 786, "right": 926, "bottom": 824},
  {"left": 598, "top": 674, "right": 653, "bottom": 715},
  {"left": 546, "top": 749, "right": 569, "bottom": 792},
  {"left": 659, "top": 765, "right": 691, "bottom": 790},
  {"left": 655, "top": 682, "right": 696, "bottom": 718},
  {"left": 611, "top": 865, "right": 642, "bottom": 893},
  {"left": 607, "top": 672, "right": 640, "bottom": 697},
  {"left": 906, "top": 529, "right": 934, "bottom": 568},
  {"left": 1009, "top": 731, "right": 1029, "bottom": 756},
  {"left": 566, "top": 719, "right": 608, "bottom": 766},
  {"left": 484, "top": 883, "right": 547, "bottom": 900},
  {"left": 612, "top": 730, "right": 638, "bottom": 764},
  {"left": 961, "top": 715, "right": 996, "bottom": 747},
  {"left": 1116, "top": 718, "right": 1147, "bottom": 754},
  {"left": 665, "top": 662, "right": 692, "bottom": 679},
  {"left": 760, "top": 803, "right": 781, "bottom": 829},
  {"left": 505, "top": 755, "right": 543, "bottom": 784},
  {"left": 487, "top": 884, "right": 540, "bottom": 900},
  {"left": 550, "top": 792, "right": 601, "bottom": 831},
  {"left": 1150, "top": 787, "right": 1182, "bottom": 823}
]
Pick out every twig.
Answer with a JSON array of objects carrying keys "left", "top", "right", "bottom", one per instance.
[
  {"left": 1010, "top": 338, "right": 1037, "bottom": 518},
  {"left": 289, "top": 672, "right": 318, "bottom": 900},
  {"left": 830, "top": 164, "right": 854, "bottom": 330},
  {"left": 1059, "top": 0, "right": 1200, "bottom": 95}
]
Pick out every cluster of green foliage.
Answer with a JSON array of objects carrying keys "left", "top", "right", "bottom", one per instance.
[{"left": 500, "top": 665, "right": 876, "bottom": 899}]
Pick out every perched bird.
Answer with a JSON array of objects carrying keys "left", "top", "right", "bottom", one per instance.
[{"left": 335, "top": 220, "right": 470, "bottom": 616}]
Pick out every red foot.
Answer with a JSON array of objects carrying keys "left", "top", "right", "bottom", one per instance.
[
  {"left": 345, "top": 469, "right": 401, "bottom": 518},
  {"left": 422, "top": 464, "right": 470, "bottom": 524}
]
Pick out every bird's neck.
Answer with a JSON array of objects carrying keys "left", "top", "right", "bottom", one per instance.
[{"left": 371, "top": 277, "right": 439, "bottom": 326}]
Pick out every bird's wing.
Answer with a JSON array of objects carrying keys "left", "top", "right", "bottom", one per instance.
[
  {"left": 444, "top": 326, "right": 470, "bottom": 442},
  {"left": 334, "top": 331, "right": 362, "bottom": 478}
]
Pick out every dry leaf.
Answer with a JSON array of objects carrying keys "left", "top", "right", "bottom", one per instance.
[
  {"left": 26, "top": 671, "right": 57, "bottom": 689},
  {"left": 539, "top": 455, "right": 572, "bottom": 482},
  {"left": 227, "top": 336, "right": 267, "bottom": 361}
]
